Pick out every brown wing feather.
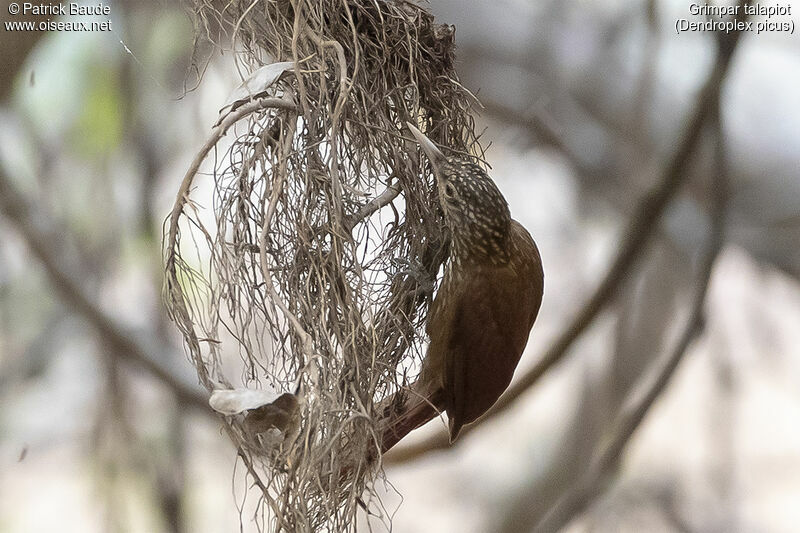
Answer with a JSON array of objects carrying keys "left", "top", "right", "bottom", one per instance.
[{"left": 446, "top": 221, "right": 543, "bottom": 440}]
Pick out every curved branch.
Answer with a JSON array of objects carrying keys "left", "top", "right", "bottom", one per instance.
[
  {"left": 534, "top": 82, "right": 730, "bottom": 533},
  {"left": 385, "top": 12, "right": 747, "bottom": 463},
  {"left": 161, "top": 96, "right": 298, "bottom": 391},
  {"left": 165, "top": 96, "right": 297, "bottom": 270}
]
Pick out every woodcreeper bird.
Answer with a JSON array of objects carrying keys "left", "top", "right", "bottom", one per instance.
[{"left": 380, "top": 124, "right": 544, "bottom": 452}]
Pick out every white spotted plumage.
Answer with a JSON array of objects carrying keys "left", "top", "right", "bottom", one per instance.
[{"left": 437, "top": 158, "right": 512, "bottom": 266}]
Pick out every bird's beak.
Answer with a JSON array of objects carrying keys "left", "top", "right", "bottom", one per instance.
[{"left": 406, "top": 122, "right": 447, "bottom": 175}]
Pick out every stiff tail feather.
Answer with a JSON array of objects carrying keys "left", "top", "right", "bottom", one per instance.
[{"left": 378, "top": 385, "right": 445, "bottom": 454}]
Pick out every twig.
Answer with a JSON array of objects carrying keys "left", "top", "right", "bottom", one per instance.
[
  {"left": 0, "top": 167, "right": 211, "bottom": 413},
  {"left": 385, "top": 5, "right": 747, "bottom": 463},
  {"left": 538, "top": 254, "right": 716, "bottom": 528},
  {"left": 343, "top": 183, "right": 402, "bottom": 233},
  {"left": 632, "top": 0, "right": 661, "bottom": 140}
]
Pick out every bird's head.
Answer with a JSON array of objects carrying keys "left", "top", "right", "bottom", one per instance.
[{"left": 407, "top": 123, "right": 511, "bottom": 263}]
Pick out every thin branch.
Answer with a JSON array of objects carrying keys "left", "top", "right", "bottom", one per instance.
[
  {"left": 531, "top": 27, "right": 736, "bottom": 528},
  {"left": 480, "top": 98, "right": 597, "bottom": 180},
  {"left": 632, "top": 0, "right": 661, "bottom": 140},
  {"left": 0, "top": 166, "right": 211, "bottom": 413},
  {"left": 534, "top": 95, "right": 729, "bottom": 533},
  {"left": 385, "top": 9, "right": 747, "bottom": 463},
  {"left": 343, "top": 182, "right": 402, "bottom": 233}
]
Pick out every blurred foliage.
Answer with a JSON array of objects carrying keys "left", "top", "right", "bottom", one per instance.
[{"left": 73, "top": 64, "right": 124, "bottom": 158}]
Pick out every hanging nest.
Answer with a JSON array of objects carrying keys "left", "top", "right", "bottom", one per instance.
[{"left": 164, "top": 0, "right": 482, "bottom": 530}]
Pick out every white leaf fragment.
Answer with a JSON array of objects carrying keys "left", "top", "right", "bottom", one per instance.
[
  {"left": 219, "top": 61, "right": 295, "bottom": 114},
  {"left": 209, "top": 387, "right": 282, "bottom": 415}
]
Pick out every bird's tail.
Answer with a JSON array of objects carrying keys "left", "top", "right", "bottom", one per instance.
[
  {"left": 377, "top": 383, "right": 445, "bottom": 454},
  {"left": 314, "top": 384, "right": 444, "bottom": 488}
]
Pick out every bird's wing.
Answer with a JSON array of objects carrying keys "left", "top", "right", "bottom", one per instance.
[{"left": 444, "top": 267, "right": 532, "bottom": 440}]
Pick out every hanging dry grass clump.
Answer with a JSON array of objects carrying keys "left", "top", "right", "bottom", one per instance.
[{"left": 164, "top": 0, "right": 482, "bottom": 530}]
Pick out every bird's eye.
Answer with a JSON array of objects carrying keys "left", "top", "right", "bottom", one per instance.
[{"left": 444, "top": 183, "right": 455, "bottom": 196}]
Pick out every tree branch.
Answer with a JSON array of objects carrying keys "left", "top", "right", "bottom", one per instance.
[
  {"left": 0, "top": 167, "right": 211, "bottom": 413},
  {"left": 534, "top": 85, "right": 730, "bottom": 533}
]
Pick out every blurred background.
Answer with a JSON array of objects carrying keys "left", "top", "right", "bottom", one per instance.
[{"left": 1, "top": 0, "right": 799, "bottom": 532}]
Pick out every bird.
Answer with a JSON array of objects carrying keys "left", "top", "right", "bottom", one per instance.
[{"left": 379, "top": 123, "right": 544, "bottom": 451}]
